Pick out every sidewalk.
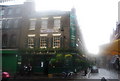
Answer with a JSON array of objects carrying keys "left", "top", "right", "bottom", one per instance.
[
  {"left": 10, "top": 69, "right": 91, "bottom": 80},
  {"left": 74, "top": 69, "right": 91, "bottom": 79}
]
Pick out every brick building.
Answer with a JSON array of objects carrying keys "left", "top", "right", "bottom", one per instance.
[
  {"left": 1, "top": 2, "right": 85, "bottom": 52},
  {"left": 1, "top": 1, "right": 86, "bottom": 74}
]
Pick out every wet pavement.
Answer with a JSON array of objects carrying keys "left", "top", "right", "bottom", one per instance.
[
  {"left": 89, "top": 68, "right": 118, "bottom": 79},
  {"left": 8, "top": 68, "right": 119, "bottom": 81}
]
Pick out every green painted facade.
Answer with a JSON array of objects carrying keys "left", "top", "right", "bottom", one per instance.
[{"left": 2, "top": 50, "right": 18, "bottom": 75}]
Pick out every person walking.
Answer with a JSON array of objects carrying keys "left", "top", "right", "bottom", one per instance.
[{"left": 101, "top": 77, "right": 107, "bottom": 81}]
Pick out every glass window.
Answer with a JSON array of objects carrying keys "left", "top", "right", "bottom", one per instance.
[
  {"left": 5, "top": 19, "right": 12, "bottom": 28},
  {"left": 53, "top": 36, "right": 60, "bottom": 48},
  {"left": 7, "top": 9, "right": 12, "bottom": 15},
  {"left": 14, "top": 19, "right": 19, "bottom": 28},
  {"left": 29, "top": 19, "right": 36, "bottom": 30},
  {"left": 0, "top": 10, "right": 4, "bottom": 16},
  {"left": 54, "top": 19, "right": 60, "bottom": 28},
  {"left": 10, "top": 35, "right": 16, "bottom": 47},
  {"left": 28, "top": 37, "right": 34, "bottom": 48},
  {"left": 41, "top": 19, "right": 48, "bottom": 29},
  {"left": 2, "top": 34, "right": 8, "bottom": 47},
  {"left": 40, "top": 36, "right": 47, "bottom": 48},
  {"left": 16, "top": 8, "right": 20, "bottom": 14},
  {"left": 0, "top": 21, "right": 2, "bottom": 29}
]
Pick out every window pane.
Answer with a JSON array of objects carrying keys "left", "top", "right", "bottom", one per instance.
[
  {"left": 0, "top": 10, "right": 4, "bottom": 16},
  {"left": 53, "top": 36, "right": 60, "bottom": 48},
  {"left": 10, "top": 35, "right": 16, "bottom": 47},
  {"left": 28, "top": 37, "right": 34, "bottom": 48},
  {"left": 41, "top": 19, "right": 47, "bottom": 29},
  {"left": 2, "top": 34, "right": 8, "bottom": 47},
  {"left": 29, "top": 20, "right": 36, "bottom": 30},
  {"left": 16, "top": 8, "right": 20, "bottom": 14},
  {"left": 54, "top": 19, "right": 60, "bottom": 28},
  {"left": 8, "top": 9, "right": 12, "bottom": 15},
  {"left": 5, "top": 19, "right": 12, "bottom": 28},
  {"left": 14, "top": 19, "right": 19, "bottom": 28},
  {"left": 0, "top": 21, "right": 2, "bottom": 29},
  {"left": 40, "top": 37, "right": 47, "bottom": 48}
]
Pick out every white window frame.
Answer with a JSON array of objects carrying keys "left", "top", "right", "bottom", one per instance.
[
  {"left": 41, "top": 17, "right": 48, "bottom": 29},
  {"left": 40, "top": 34, "right": 48, "bottom": 48},
  {"left": 29, "top": 18, "right": 36, "bottom": 30},
  {"left": 52, "top": 34, "right": 61, "bottom": 48},
  {"left": 53, "top": 16, "right": 61, "bottom": 29},
  {"left": 28, "top": 34, "right": 35, "bottom": 48}
]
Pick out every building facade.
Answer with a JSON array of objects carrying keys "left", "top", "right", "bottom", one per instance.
[
  {"left": 1, "top": 2, "right": 85, "bottom": 52},
  {"left": 1, "top": 1, "right": 86, "bottom": 74}
]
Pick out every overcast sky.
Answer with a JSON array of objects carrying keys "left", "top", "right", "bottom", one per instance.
[
  {"left": 1, "top": 0, "right": 119, "bottom": 55},
  {"left": 74, "top": 0, "right": 119, "bottom": 54},
  {"left": 32, "top": 0, "right": 120, "bottom": 55}
]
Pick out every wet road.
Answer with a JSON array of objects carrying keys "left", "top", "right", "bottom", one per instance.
[{"left": 89, "top": 68, "right": 118, "bottom": 79}]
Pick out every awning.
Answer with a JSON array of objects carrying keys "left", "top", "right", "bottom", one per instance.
[{"left": 102, "top": 39, "right": 120, "bottom": 55}]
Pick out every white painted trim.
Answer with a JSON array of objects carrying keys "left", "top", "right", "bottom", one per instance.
[
  {"left": 28, "top": 34, "right": 35, "bottom": 37},
  {"left": 40, "top": 34, "right": 48, "bottom": 36},
  {"left": 30, "top": 18, "right": 37, "bottom": 20},
  {"left": 52, "top": 34, "right": 61, "bottom": 36},
  {"left": 41, "top": 17, "right": 49, "bottom": 20},
  {"left": 53, "top": 16, "right": 61, "bottom": 19}
]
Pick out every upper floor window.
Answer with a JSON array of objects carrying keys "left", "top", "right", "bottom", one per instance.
[
  {"left": 0, "top": 10, "right": 4, "bottom": 16},
  {"left": 15, "top": 8, "right": 21, "bottom": 14},
  {"left": 2, "top": 34, "right": 8, "bottom": 48},
  {"left": 53, "top": 16, "right": 61, "bottom": 29},
  {"left": 29, "top": 19, "right": 36, "bottom": 30},
  {"left": 28, "top": 34, "right": 35, "bottom": 48},
  {"left": 14, "top": 19, "right": 19, "bottom": 28},
  {"left": 40, "top": 34, "right": 48, "bottom": 48},
  {"left": 0, "top": 21, "right": 2, "bottom": 29},
  {"left": 41, "top": 17, "right": 48, "bottom": 29},
  {"left": 7, "top": 8, "right": 12, "bottom": 15},
  {"left": 53, "top": 34, "right": 61, "bottom": 48},
  {"left": 5, "top": 19, "right": 12, "bottom": 28},
  {"left": 10, "top": 34, "right": 16, "bottom": 47}
]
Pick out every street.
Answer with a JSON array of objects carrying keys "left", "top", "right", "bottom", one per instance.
[
  {"left": 89, "top": 68, "right": 118, "bottom": 79},
  {"left": 9, "top": 68, "right": 119, "bottom": 81}
]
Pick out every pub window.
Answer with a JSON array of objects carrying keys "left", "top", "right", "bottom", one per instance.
[
  {"left": 53, "top": 36, "right": 61, "bottom": 48},
  {"left": 40, "top": 36, "right": 47, "bottom": 48},
  {"left": 28, "top": 34, "right": 35, "bottom": 48}
]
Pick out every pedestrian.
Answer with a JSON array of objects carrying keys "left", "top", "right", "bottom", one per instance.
[
  {"left": 84, "top": 69, "right": 87, "bottom": 76},
  {"left": 27, "top": 63, "right": 32, "bottom": 76},
  {"left": 101, "top": 77, "right": 107, "bottom": 81}
]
